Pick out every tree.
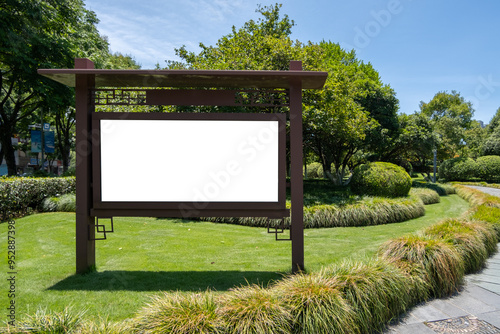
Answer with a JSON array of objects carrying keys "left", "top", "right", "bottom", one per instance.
[
  {"left": 419, "top": 91, "right": 474, "bottom": 159},
  {"left": 170, "top": 4, "right": 397, "bottom": 185},
  {"left": 482, "top": 130, "right": 500, "bottom": 156},
  {"left": 0, "top": 0, "right": 108, "bottom": 175},
  {"left": 302, "top": 41, "right": 380, "bottom": 185},
  {"left": 482, "top": 107, "right": 500, "bottom": 156},
  {"left": 463, "top": 120, "right": 486, "bottom": 158},
  {"left": 487, "top": 107, "right": 500, "bottom": 133}
]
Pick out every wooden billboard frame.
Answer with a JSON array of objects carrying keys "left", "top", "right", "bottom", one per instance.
[{"left": 38, "top": 59, "right": 327, "bottom": 274}]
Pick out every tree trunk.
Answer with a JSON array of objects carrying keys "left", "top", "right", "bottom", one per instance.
[
  {"left": 61, "top": 143, "right": 71, "bottom": 173},
  {"left": 0, "top": 131, "right": 16, "bottom": 176}
]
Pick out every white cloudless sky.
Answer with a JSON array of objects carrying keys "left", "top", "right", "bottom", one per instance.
[{"left": 84, "top": 0, "right": 500, "bottom": 123}]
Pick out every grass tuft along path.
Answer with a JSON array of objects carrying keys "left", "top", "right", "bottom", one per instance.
[{"left": 0, "top": 194, "right": 468, "bottom": 322}]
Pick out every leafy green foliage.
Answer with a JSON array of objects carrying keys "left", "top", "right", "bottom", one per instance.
[
  {"left": 482, "top": 130, "right": 500, "bottom": 156},
  {"left": 0, "top": 0, "right": 110, "bottom": 175},
  {"left": 419, "top": 90, "right": 475, "bottom": 159},
  {"left": 476, "top": 155, "right": 500, "bottom": 182},
  {"left": 171, "top": 4, "right": 397, "bottom": 186},
  {"left": 350, "top": 162, "right": 412, "bottom": 197},
  {"left": 439, "top": 156, "right": 500, "bottom": 182},
  {"left": 439, "top": 157, "right": 477, "bottom": 181},
  {"left": 0, "top": 177, "right": 75, "bottom": 219},
  {"left": 305, "top": 162, "right": 323, "bottom": 179}
]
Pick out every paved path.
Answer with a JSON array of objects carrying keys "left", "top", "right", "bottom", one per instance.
[
  {"left": 385, "top": 186, "right": 500, "bottom": 334},
  {"left": 465, "top": 185, "right": 500, "bottom": 198}
]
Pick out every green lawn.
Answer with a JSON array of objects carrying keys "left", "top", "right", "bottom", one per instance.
[{"left": 0, "top": 194, "right": 469, "bottom": 322}]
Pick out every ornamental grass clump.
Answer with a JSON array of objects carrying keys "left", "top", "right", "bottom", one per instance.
[
  {"left": 320, "top": 259, "right": 412, "bottom": 334},
  {"left": 277, "top": 272, "right": 358, "bottom": 334},
  {"left": 75, "top": 318, "right": 134, "bottom": 334},
  {"left": 219, "top": 284, "right": 292, "bottom": 334},
  {"left": 409, "top": 188, "right": 440, "bottom": 205},
  {"left": 16, "top": 307, "right": 85, "bottom": 334},
  {"left": 411, "top": 181, "right": 456, "bottom": 196},
  {"left": 379, "top": 235, "right": 464, "bottom": 298},
  {"left": 134, "top": 291, "right": 223, "bottom": 334},
  {"left": 472, "top": 205, "right": 500, "bottom": 238},
  {"left": 423, "top": 219, "right": 492, "bottom": 273}
]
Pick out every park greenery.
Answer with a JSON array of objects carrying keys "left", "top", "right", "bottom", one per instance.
[
  {"left": 2, "top": 183, "right": 500, "bottom": 333},
  {"left": 2, "top": 1, "right": 500, "bottom": 333},
  {"left": 1, "top": 2, "right": 499, "bottom": 184}
]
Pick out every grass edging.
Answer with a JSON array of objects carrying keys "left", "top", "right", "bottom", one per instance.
[{"left": 206, "top": 195, "right": 426, "bottom": 229}]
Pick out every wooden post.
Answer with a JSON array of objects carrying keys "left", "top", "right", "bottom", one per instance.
[
  {"left": 75, "top": 58, "right": 96, "bottom": 274},
  {"left": 289, "top": 61, "right": 304, "bottom": 273}
]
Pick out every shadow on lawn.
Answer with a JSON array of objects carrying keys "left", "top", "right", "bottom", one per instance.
[{"left": 47, "top": 270, "right": 284, "bottom": 292}]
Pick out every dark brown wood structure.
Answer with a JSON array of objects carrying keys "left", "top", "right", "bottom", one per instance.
[{"left": 38, "top": 59, "right": 327, "bottom": 274}]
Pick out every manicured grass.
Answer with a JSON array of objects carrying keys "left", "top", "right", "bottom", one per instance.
[{"left": 0, "top": 194, "right": 469, "bottom": 323}]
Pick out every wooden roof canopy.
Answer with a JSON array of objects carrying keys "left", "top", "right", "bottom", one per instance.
[{"left": 37, "top": 68, "right": 328, "bottom": 89}]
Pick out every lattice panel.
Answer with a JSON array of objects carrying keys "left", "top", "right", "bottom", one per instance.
[
  {"left": 93, "top": 89, "right": 147, "bottom": 105},
  {"left": 235, "top": 90, "right": 289, "bottom": 107}
]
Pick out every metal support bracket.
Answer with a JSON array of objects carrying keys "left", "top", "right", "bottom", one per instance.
[
  {"left": 90, "top": 217, "right": 114, "bottom": 241},
  {"left": 267, "top": 218, "right": 291, "bottom": 241}
]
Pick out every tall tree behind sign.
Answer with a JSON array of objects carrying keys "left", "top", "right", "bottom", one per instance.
[{"left": 0, "top": 0, "right": 108, "bottom": 175}]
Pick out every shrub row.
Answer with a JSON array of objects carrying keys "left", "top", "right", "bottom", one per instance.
[
  {"left": 0, "top": 177, "right": 76, "bottom": 220},
  {"left": 206, "top": 195, "right": 426, "bottom": 228},
  {"left": 439, "top": 155, "right": 500, "bottom": 182}
]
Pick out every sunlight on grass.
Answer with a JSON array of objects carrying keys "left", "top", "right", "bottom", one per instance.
[{"left": 0, "top": 194, "right": 469, "bottom": 322}]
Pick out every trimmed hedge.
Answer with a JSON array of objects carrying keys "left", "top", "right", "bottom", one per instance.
[
  {"left": 439, "top": 155, "right": 500, "bottom": 182},
  {"left": 350, "top": 162, "right": 412, "bottom": 198},
  {"left": 0, "top": 177, "right": 76, "bottom": 220},
  {"left": 476, "top": 155, "right": 500, "bottom": 182},
  {"left": 439, "top": 157, "right": 476, "bottom": 181}
]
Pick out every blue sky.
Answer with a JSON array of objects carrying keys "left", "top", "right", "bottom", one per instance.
[{"left": 84, "top": 0, "right": 500, "bottom": 123}]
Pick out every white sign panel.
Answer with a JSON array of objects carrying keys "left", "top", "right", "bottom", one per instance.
[{"left": 100, "top": 119, "right": 279, "bottom": 202}]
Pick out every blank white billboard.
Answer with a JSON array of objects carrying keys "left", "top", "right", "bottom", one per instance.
[{"left": 99, "top": 119, "right": 280, "bottom": 202}]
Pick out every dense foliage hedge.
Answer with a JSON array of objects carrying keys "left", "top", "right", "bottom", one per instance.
[
  {"left": 439, "top": 157, "right": 477, "bottom": 181},
  {"left": 476, "top": 155, "right": 500, "bottom": 182},
  {"left": 350, "top": 162, "right": 412, "bottom": 198},
  {"left": 0, "top": 177, "right": 75, "bottom": 220},
  {"left": 439, "top": 155, "right": 500, "bottom": 182}
]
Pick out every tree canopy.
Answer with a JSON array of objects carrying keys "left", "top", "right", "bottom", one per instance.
[
  {"left": 419, "top": 90, "right": 475, "bottom": 160},
  {"left": 168, "top": 4, "right": 399, "bottom": 185}
]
